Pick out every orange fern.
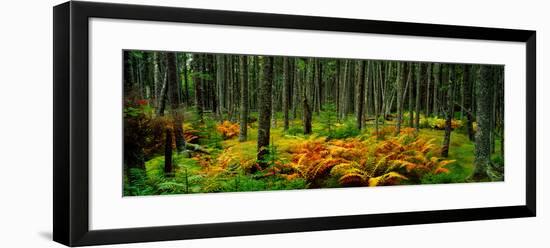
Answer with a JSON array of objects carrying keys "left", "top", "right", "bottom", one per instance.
[{"left": 216, "top": 121, "right": 240, "bottom": 139}]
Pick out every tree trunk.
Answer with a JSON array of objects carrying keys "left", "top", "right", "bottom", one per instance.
[
  {"left": 282, "top": 57, "right": 290, "bottom": 131},
  {"left": 433, "top": 63, "right": 440, "bottom": 117},
  {"left": 182, "top": 53, "right": 190, "bottom": 107},
  {"left": 441, "top": 65, "right": 455, "bottom": 157},
  {"left": 395, "top": 62, "right": 405, "bottom": 135},
  {"left": 152, "top": 52, "right": 162, "bottom": 106},
  {"left": 425, "top": 63, "right": 432, "bottom": 116},
  {"left": 356, "top": 61, "right": 366, "bottom": 130},
  {"left": 164, "top": 127, "right": 173, "bottom": 175},
  {"left": 156, "top": 67, "right": 168, "bottom": 116},
  {"left": 303, "top": 59, "right": 313, "bottom": 134},
  {"left": 463, "top": 65, "right": 475, "bottom": 141},
  {"left": 408, "top": 62, "right": 414, "bottom": 128},
  {"left": 373, "top": 62, "right": 380, "bottom": 136},
  {"left": 216, "top": 55, "right": 225, "bottom": 118},
  {"left": 473, "top": 65, "right": 493, "bottom": 179},
  {"left": 194, "top": 54, "right": 204, "bottom": 121},
  {"left": 239, "top": 56, "right": 249, "bottom": 142},
  {"left": 414, "top": 63, "right": 421, "bottom": 132},
  {"left": 166, "top": 52, "right": 185, "bottom": 152},
  {"left": 257, "top": 56, "right": 273, "bottom": 170},
  {"left": 271, "top": 58, "right": 278, "bottom": 127}
]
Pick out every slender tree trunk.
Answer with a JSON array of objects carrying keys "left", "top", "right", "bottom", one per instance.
[
  {"left": 257, "top": 56, "right": 274, "bottom": 170},
  {"left": 425, "top": 63, "right": 432, "bottom": 116},
  {"left": 356, "top": 61, "right": 366, "bottom": 130},
  {"left": 314, "top": 59, "right": 322, "bottom": 114},
  {"left": 164, "top": 127, "right": 173, "bottom": 175},
  {"left": 395, "top": 62, "right": 405, "bottom": 135},
  {"left": 292, "top": 59, "right": 299, "bottom": 120},
  {"left": 153, "top": 52, "right": 162, "bottom": 106},
  {"left": 216, "top": 55, "right": 225, "bottom": 118},
  {"left": 335, "top": 60, "right": 341, "bottom": 119},
  {"left": 303, "top": 59, "right": 313, "bottom": 134},
  {"left": 373, "top": 62, "right": 380, "bottom": 136},
  {"left": 166, "top": 52, "right": 185, "bottom": 152},
  {"left": 156, "top": 69, "right": 168, "bottom": 116},
  {"left": 441, "top": 65, "right": 455, "bottom": 157},
  {"left": 239, "top": 56, "right": 249, "bottom": 142},
  {"left": 433, "top": 63, "right": 440, "bottom": 117},
  {"left": 363, "top": 61, "right": 371, "bottom": 126},
  {"left": 271, "top": 58, "right": 278, "bottom": 128},
  {"left": 282, "top": 57, "right": 290, "bottom": 131},
  {"left": 182, "top": 53, "right": 190, "bottom": 107},
  {"left": 463, "top": 65, "right": 475, "bottom": 141},
  {"left": 408, "top": 62, "right": 414, "bottom": 128},
  {"left": 490, "top": 67, "right": 497, "bottom": 154},
  {"left": 194, "top": 54, "right": 204, "bottom": 121},
  {"left": 415, "top": 63, "right": 421, "bottom": 132}
]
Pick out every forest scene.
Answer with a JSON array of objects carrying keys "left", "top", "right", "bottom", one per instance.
[{"left": 123, "top": 50, "right": 504, "bottom": 196}]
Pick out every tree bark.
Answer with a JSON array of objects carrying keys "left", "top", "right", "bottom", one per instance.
[
  {"left": 432, "top": 63, "right": 440, "bottom": 118},
  {"left": 239, "top": 56, "right": 249, "bottom": 142},
  {"left": 441, "top": 65, "right": 455, "bottom": 157},
  {"left": 355, "top": 61, "right": 366, "bottom": 130},
  {"left": 408, "top": 62, "right": 414, "bottom": 128},
  {"left": 415, "top": 63, "right": 422, "bottom": 132},
  {"left": 182, "top": 53, "right": 190, "bottom": 107},
  {"left": 282, "top": 57, "right": 290, "bottom": 131},
  {"left": 193, "top": 54, "right": 204, "bottom": 121},
  {"left": 463, "top": 65, "right": 475, "bottom": 141},
  {"left": 395, "top": 62, "right": 405, "bottom": 135},
  {"left": 216, "top": 55, "right": 225, "bottom": 118},
  {"left": 373, "top": 62, "right": 380, "bottom": 136},
  {"left": 164, "top": 127, "right": 173, "bottom": 175},
  {"left": 257, "top": 56, "right": 273, "bottom": 170},
  {"left": 473, "top": 65, "right": 493, "bottom": 179},
  {"left": 425, "top": 63, "right": 432, "bottom": 116},
  {"left": 156, "top": 60, "right": 168, "bottom": 117},
  {"left": 166, "top": 52, "right": 185, "bottom": 152},
  {"left": 303, "top": 59, "right": 313, "bottom": 134}
]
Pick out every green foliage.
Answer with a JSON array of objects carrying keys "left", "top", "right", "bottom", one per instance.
[
  {"left": 420, "top": 163, "right": 468, "bottom": 184},
  {"left": 324, "top": 118, "right": 360, "bottom": 139},
  {"left": 286, "top": 125, "right": 304, "bottom": 136}
]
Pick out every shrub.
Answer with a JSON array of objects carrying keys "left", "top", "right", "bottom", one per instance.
[
  {"left": 325, "top": 119, "right": 360, "bottom": 139},
  {"left": 286, "top": 125, "right": 304, "bottom": 136},
  {"left": 216, "top": 120, "right": 240, "bottom": 139}
]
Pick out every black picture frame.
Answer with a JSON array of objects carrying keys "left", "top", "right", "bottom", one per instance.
[{"left": 53, "top": 1, "right": 536, "bottom": 246}]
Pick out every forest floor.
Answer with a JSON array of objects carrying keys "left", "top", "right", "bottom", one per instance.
[{"left": 124, "top": 113, "right": 501, "bottom": 196}]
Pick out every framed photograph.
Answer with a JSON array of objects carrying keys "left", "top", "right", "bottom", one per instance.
[{"left": 53, "top": 1, "right": 536, "bottom": 246}]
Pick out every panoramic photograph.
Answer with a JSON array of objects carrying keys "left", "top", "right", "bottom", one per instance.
[{"left": 123, "top": 50, "right": 504, "bottom": 196}]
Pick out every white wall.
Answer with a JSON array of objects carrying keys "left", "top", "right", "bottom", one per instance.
[{"left": 0, "top": 0, "right": 546, "bottom": 247}]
